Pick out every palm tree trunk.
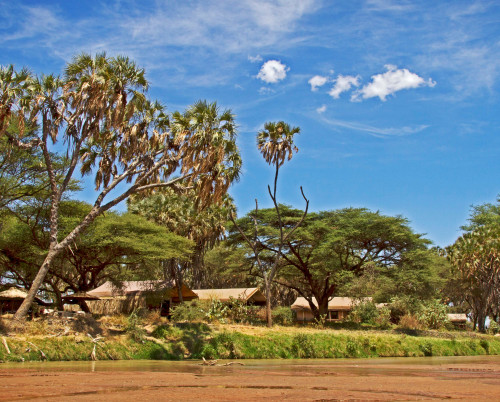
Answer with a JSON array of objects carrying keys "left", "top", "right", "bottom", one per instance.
[{"left": 13, "top": 249, "right": 58, "bottom": 321}]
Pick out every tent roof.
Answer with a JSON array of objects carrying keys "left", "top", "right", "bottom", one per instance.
[
  {"left": 291, "top": 297, "right": 376, "bottom": 311},
  {"left": 87, "top": 280, "right": 197, "bottom": 299},
  {"left": 61, "top": 292, "right": 100, "bottom": 301},
  {"left": 0, "top": 287, "right": 29, "bottom": 300},
  {"left": 193, "top": 288, "right": 266, "bottom": 303},
  {"left": 447, "top": 313, "right": 468, "bottom": 322}
]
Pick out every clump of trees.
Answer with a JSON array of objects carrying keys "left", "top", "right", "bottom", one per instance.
[
  {"left": 1, "top": 53, "right": 497, "bottom": 333},
  {"left": 446, "top": 196, "right": 500, "bottom": 332},
  {"left": 0, "top": 55, "right": 241, "bottom": 319}
]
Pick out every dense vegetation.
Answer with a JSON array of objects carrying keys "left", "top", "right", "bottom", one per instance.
[{"left": 0, "top": 53, "right": 499, "bottom": 336}]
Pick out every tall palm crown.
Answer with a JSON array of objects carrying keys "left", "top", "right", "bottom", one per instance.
[
  {"left": 257, "top": 121, "right": 300, "bottom": 167},
  {"left": 171, "top": 100, "right": 242, "bottom": 206}
]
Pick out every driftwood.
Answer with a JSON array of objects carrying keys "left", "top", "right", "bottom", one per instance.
[
  {"left": 199, "top": 357, "right": 244, "bottom": 366},
  {"left": 26, "top": 341, "right": 47, "bottom": 360},
  {"left": 2, "top": 337, "right": 10, "bottom": 354},
  {"left": 87, "top": 333, "right": 114, "bottom": 360}
]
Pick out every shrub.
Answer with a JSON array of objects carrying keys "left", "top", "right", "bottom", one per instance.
[
  {"left": 225, "top": 298, "right": 260, "bottom": 324},
  {"left": 420, "top": 341, "right": 433, "bottom": 356},
  {"left": 349, "top": 301, "right": 378, "bottom": 324},
  {"left": 389, "top": 296, "right": 422, "bottom": 324},
  {"left": 170, "top": 300, "right": 210, "bottom": 322},
  {"left": 272, "top": 307, "right": 295, "bottom": 326},
  {"left": 126, "top": 310, "right": 146, "bottom": 341},
  {"left": 375, "top": 307, "right": 392, "bottom": 329},
  {"left": 480, "top": 339, "right": 490, "bottom": 354},
  {"left": 204, "top": 299, "right": 229, "bottom": 323},
  {"left": 487, "top": 320, "right": 500, "bottom": 335},
  {"left": 418, "top": 300, "right": 449, "bottom": 330},
  {"left": 398, "top": 314, "right": 425, "bottom": 330}
]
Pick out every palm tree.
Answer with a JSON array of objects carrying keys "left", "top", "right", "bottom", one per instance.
[
  {"left": 232, "top": 121, "right": 308, "bottom": 327},
  {"left": 6, "top": 55, "right": 242, "bottom": 320},
  {"left": 129, "top": 100, "right": 241, "bottom": 299}
]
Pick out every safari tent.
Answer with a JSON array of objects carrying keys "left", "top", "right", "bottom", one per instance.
[
  {"left": 85, "top": 280, "right": 198, "bottom": 316},
  {"left": 193, "top": 288, "right": 267, "bottom": 306},
  {"left": 291, "top": 297, "right": 377, "bottom": 322},
  {"left": 447, "top": 313, "right": 468, "bottom": 329}
]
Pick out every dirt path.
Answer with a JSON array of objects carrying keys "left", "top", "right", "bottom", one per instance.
[{"left": 1, "top": 358, "right": 500, "bottom": 401}]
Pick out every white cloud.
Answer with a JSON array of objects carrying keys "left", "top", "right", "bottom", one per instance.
[
  {"left": 257, "top": 60, "right": 289, "bottom": 83},
  {"left": 329, "top": 74, "right": 360, "bottom": 99},
  {"left": 316, "top": 105, "right": 327, "bottom": 113},
  {"left": 320, "top": 116, "right": 429, "bottom": 138},
  {"left": 308, "top": 75, "right": 329, "bottom": 91},
  {"left": 248, "top": 54, "right": 263, "bottom": 63},
  {"left": 352, "top": 65, "right": 436, "bottom": 101},
  {"left": 259, "top": 86, "right": 275, "bottom": 95}
]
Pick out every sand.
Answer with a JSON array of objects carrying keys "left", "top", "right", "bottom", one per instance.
[{"left": 1, "top": 357, "right": 499, "bottom": 401}]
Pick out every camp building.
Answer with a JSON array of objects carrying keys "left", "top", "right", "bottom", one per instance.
[
  {"left": 291, "top": 296, "right": 377, "bottom": 322},
  {"left": 85, "top": 280, "right": 197, "bottom": 316},
  {"left": 193, "top": 288, "right": 266, "bottom": 306}
]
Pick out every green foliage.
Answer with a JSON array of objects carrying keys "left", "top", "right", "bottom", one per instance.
[
  {"left": 204, "top": 299, "right": 230, "bottom": 323},
  {"left": 461, "top": 196, "right": 500, "bottom": 232},
  {"left": 418, "top": 300, "right": 449, "bottom": 330},
  {"left": 349, "top": 301, "right": 379, "bottom": 324},
  {"left": 125, "top": 311, "right": 146, "bottom": 342},
  {"left": 488, "top": 321, "right": 500, "bottom": 335},
  {"left": 447, "top": 224, "right": 500, "bottom": 332},
  {"left": 272, "top": 306, "right": 295, "bottom": 326},
  {"left": 388, "top": 295, "right": 423, "bottom": 324},
  {"left": 170, "top": 300, "right": 210, "bottom": 322}
]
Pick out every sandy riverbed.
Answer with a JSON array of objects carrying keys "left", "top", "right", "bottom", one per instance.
[{"left": 1, "top": 356, "right": 499, "bottom": 401}]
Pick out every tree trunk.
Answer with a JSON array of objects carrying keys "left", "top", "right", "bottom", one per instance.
[
  {"left": 51, "top": 284, "right": 63, "bottom": 311},
  {"left": 317, "top": 298, "right": 329, "bottom": 320},
  {"left": 264, "top": 279, "right": 272, "bottom": 327},
  {"left": 13, "top": 249, "right": 58, "bottom": 321}
]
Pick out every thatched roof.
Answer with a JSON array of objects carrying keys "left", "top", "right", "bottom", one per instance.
[
  {"left": 193, "top": 288, "right": 266, "bottom": 304},
  {"left": 291, "top": 297, "right": 378, "bottom": 311},
  {"left": 0, "top": 287, "right": 30, "bottom": 300},
  {"left": 0, "top": 287, "right": 47, "bottom": 305},
  {"left": 87, "top": 280, "right": 197, "bottom": 300},
  {"left": 447, "top": 313, "right": 468, "bottom": 323}
]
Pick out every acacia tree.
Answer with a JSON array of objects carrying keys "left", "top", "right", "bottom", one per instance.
[
  {"left": 0, "top": 55, "right": 241, "bottom": 320},
  {"left": 1, "top": 201, "right": 192, "bottom": 310},
  {"left": 231, "top": 121, "right": 308, "bottom": 327},
  {"left": 231, "top": 207, "right": 429, "bottom": 320}
]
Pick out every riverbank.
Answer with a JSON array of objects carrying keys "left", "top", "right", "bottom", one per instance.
[{"left": 1, "top": 320, "right": 500, "bottom": 362}]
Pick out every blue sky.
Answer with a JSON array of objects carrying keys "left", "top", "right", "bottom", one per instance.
[{"left": 1, "top": 0, "right": 499, "bottom": 247}]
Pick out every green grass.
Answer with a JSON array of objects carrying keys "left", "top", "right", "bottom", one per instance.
[{"left": 1, "top": 325, "right": 499, "bottom": 362}]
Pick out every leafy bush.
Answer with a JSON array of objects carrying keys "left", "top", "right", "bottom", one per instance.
[
  {"left": 204, "top": 299, "right": 229, "bottom": 323},
  {"left": 375, "top": 307, "right": 392, "bottom": 329},
  {"left": 349, "top": 301, "right": 378, "bottom": 324},
  {"left": 488, "top": 320, "right": 500, "bottom": 335},
  {"left": 272, "top": 306, "right": 295, "bottom": 326},
  {"left": 126, "top": 310, "right": 146, "bottom": 341},
  {"left": 170, "top": 300, "right": 210, "bottom": 322},
  {"left": 420, "top": 341, "right": 433, "bottom": 356},
  {"left": 389, "top": 296, "right": 422, "bottom": 324},
  {"left": 418, "top": 300, "right": 449, "bottom": 330},
  {"left": 480, "top": 339, "right": 490, "bottom": 354}
]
